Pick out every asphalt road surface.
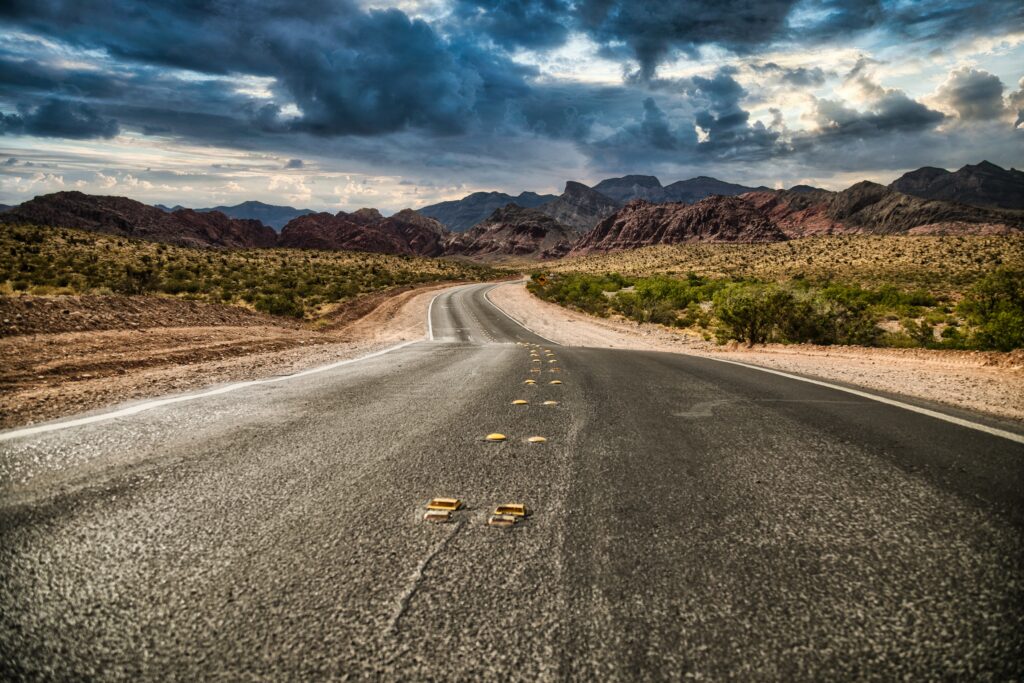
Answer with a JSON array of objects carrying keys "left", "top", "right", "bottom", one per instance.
[{"left": 2, "top": 283, "right": 1022, "bottom": 680}]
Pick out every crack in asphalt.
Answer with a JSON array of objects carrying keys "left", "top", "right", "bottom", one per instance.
[{"left": 388, "top": 520, "right": 464, "bottom": 635}]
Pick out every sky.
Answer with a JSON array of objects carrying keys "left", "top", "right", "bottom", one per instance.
[{"left": 0, "top": 0, "right": 1022, "bottom": 213}]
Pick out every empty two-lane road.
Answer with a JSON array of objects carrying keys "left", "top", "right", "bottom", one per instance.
[{"left": 2, "top": 283, "right": 1022, "bottom": 680}]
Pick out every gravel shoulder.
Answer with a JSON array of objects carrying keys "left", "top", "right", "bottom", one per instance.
[
  {"left": 0, "top": 284, "right": 456, "bottom": 429},
  {"left": 488, "top": 281, "right": 1024, "bottom": 423}
]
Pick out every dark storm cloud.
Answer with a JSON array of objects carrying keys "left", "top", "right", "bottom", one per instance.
[
  {"left": 0, "top": 98, "right": 119, "bottom": 138},
  {"left": 576, "top": 0, "right": 797, "bottom": 78},
  {"left": 284, "top": 158, "right": 304, "bottom": 169},
  {"left": 934, "top": 67, "right": 1007, "bottom": 121},
  {"left": 451, "top": 0, "right": 571, "bottom": 50},
  {"left": 0, "top": 0, "right": 531, "bottom": 136},
  {"left": 809, "top": 92, "right": 945, "bottom": 140}
]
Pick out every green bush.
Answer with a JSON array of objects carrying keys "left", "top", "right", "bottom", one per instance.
[
  {"left": 958, "top": 269, "right": 1024, "bottom": 351},
  {"left": 712, "top": 283, "right": 794, "bottom": 345}
]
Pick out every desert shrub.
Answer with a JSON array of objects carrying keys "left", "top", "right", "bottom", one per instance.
[
  {"left": 712, "top": 283, "right": 794, "bottom": 345},
  {"left": 254, "top": 293, "right": 305, "bottom": 318},
  {"left": 958, "top": 269, "right": 1024, "bottom": 350}
]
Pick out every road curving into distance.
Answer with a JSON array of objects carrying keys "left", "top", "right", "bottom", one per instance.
[{"left": 2, "top": 282, "right": 1022, "bottom": 679}]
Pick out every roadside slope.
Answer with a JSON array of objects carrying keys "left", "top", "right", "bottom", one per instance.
[{"left": 0, "top": 283, "right": 454, "bottom": 429}]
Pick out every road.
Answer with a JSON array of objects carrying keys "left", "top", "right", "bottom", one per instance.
[{"left": 1, "top": 282, "right": 1022, "bottom": 680}]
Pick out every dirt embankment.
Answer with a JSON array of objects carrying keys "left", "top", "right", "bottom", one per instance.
[
  {"left": 0, "top": 284, "right": 455, "bottom": 429},
  {"left": 488, "top": 281, "right": 1024, "bottom": 423}
]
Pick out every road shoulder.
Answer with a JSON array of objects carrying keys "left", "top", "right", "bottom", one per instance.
[{"left": 488, "top": 281, "right": 1024, "bottom": 424}]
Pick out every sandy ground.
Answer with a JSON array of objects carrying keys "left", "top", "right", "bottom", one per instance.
[
  {"left": 488, "top": 281, "right": 1024, "bottom": 423},
  {"left": 0, "top": 284, "right": 452, "bottom": 429}
]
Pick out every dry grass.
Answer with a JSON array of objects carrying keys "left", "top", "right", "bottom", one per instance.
[{"left": 550, "top": 235, "right": 1024, "bottom": 294}]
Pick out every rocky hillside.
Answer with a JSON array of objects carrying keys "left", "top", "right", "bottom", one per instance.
[
  {"left": 0, "top": 191, "right": 277, "bottom": 248},
  {"left": 279, "top": 209, "right": 447, "bottom": 256},
  {"left": 572, "top": 196, "right": 788, "bottom": 254},
  {"left": 890, "top": 161, "right": 1024, "bottom": 210},
  {"left": 418, "top": 190, "right": 555, "bottom": 232},
  {"left": 447, "top": 204, "right": 579, "bottom": 260},
  {"left": 536, "top": 181, "right": 619, "bottom": 232},
  {"left": 741, "top": 182, "right": 1024, "bottom": 238}
]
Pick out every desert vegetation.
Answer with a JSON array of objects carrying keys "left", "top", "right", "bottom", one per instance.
[
  {"left": 556, "top": 235, "right": 1024, "bottom": 294},
  {"left": 0, "top": 224, "right": 499, "bottom": 320},
  {"left": 530, "top": 235, "right": 1024, "bottom": 351}
]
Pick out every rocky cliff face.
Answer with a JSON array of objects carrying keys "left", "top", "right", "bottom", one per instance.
[
  {"left": 572, "top": 196, "right": 788, "bottom": 254},
  {"left": 738, "top": 182, "right": 1024, "bottom": 238},
  {"left": 0, "top": 191, "right": 277, "bottom": 248},
  {"left": 447, "top": 204, "right": 579, "bottom": 259},
  {"left": 890, "top": 161, "right": 1024, "bottom": 210},
  {"left": 536, "top": 181, "right": 620, "bottom": 232},
  {"left": 590, "top": 175, "right": 665, "bottom": 203},
  {"left": 279, "top": 209, "right": 447, "bottom": 256}
]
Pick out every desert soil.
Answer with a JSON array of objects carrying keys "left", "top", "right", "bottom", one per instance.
[
  {"left": 0, "top": 284, "right": 456, "bottom": 429},
  {"left": 488, "top": 281, "right": 1024, "bottom": 423}
]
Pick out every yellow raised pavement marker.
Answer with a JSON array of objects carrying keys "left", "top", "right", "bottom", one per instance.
[
  {"left": 427, "top": 497, "right": 462, "bottom": 511},
  {"left": 423, "top": 510, "right": 452, "bottom": 523},
  {"left": 495, "top": 503, "right": 528, "bottom": 517},
  {"left": 527, "top": 436, "right": 547, "bottom": 443},
  {"left": 524, "top": 379, "right": 536, "bottom": 384},
  {"left": 511, "top": 399, "right": 529, "bottom": 405},
  {"left": 487, "top": 514, "right": 518, "bottom": 528},
  {"left": 485, "top": 433, "right": 507, "bottom": 442},
  {"left": 548, "top": 359, "right": 558, "bottom": 363},
  {"left": 542, "top": 400, "right": 559, "bottom": 406},
  {"left": 549, "top": 380, "right": 563, "bottom": 385}
]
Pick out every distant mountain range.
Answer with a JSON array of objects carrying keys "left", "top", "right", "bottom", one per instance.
[
  {"left": 3, "top": 192, "right": 277, "bottom": 248},
  {"left": 2, "top": 161, "right": 1021, "bottom": 260},
  {"left": 890, "top": 161, "right": 1024, "bottom": 210},
  {"left": 417, "top": 191, "right": 556, "bottom": 232},
  {"left": 417, "top": 175, "right": 766, "bottom": 233},
  {"left": 157, "top": 200, "right": 315, "bottom": 230}
]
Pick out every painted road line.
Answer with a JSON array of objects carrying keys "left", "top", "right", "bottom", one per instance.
[
  {"left": 0, "top": 339, "right": 420, "bottom": 443},
  {"left": 483, "top": 283, "right": 562, "bottom": 346},
  {"left": 703, "top": 356, "right": 1024, "bottom": 446}
]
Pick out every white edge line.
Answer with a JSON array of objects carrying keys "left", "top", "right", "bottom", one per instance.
[
  {"left": 700, "top": 355, "right": 1024, "bottom": 445},
  {"left": 2, "top": 288, "right": 457, "bottom": 443},
  {"left": 0, "top": 340, "right": 421, "bottom": 444},
  {"left": 427, "top": 289, "right": 437, "bottom": 341},
  {"left": 484, "top": 282, "right": 562, "bottom": 346}
]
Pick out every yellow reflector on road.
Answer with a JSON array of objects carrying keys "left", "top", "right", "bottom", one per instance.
[
  {"left": 423, "top": 510, "right": 452, "bottom": 523},
  {"left": 487, "top": 514, "right": 518, "bottom": 528},
  {"left": 511, "top": 399, "right": 528, "bottom": 405},
  {"left": 427, "top": 497, "right": 462, "bottom": 511},
  {"left": 549, "top": 380, "right": 562, "bottom": 385},
  {"left": 495, "top": 503, "right": 527, "bottom": 516},
  {"left": 485, "top": 433, "right": 507, "bottom": 442},
  {"left": 543, "top": 400, "right": 558, "bottom": 406},
  {"left": 527, "top": 436, "right": 547, "bottom": 443},
  {"left": 524, "top": 379, "right": 536, "bottom": 384}
]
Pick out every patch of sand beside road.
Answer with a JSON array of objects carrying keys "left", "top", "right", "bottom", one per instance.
[
  {"left": 0, "top": 284, "right": 452, "bottom": 429},
  {"left": 488, "top": 281, "right": 1024, "bottom": 423}
]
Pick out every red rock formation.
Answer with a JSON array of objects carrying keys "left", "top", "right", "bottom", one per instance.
[
  {"left": 279, "top": 209, "right": 448, "bottom": 256},
  {"left": 447, "top": 204, "right": 579, "bottom": 259},
  {"left": 0, "top": 191, "right": 277, "bottom": 248},
  {"left": 572, "top": 196, "right": 788, "bottom": 254}
]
